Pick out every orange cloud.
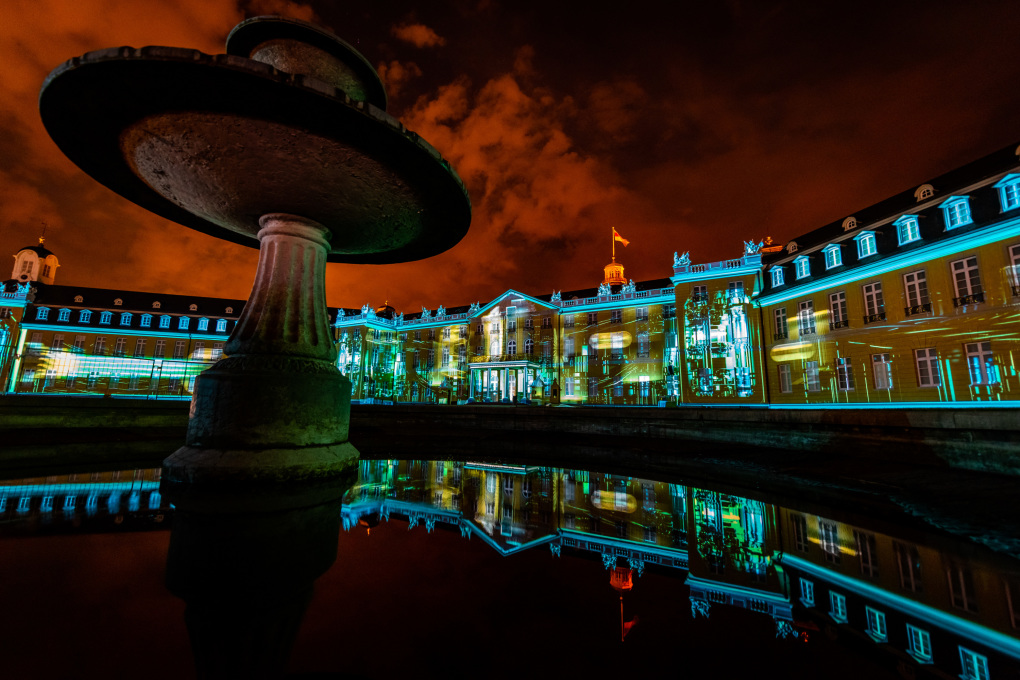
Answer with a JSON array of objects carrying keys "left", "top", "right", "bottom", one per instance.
[
  {"left": 391, "top": 23, "right": 446, "bottom": 48},
  {"left": 377, "top": 60, "right": 423, "bottom": 100}
]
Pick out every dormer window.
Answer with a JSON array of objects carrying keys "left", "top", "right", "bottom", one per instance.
[
  {"left": 113, "top": 298, "right": 123, "bottom": 306},
  {"left": 994, "top": 173, "right": 1020, "bottom": 212},
  {"left": 36, "top": 307, "right": 49, "bottom": 320},
  {"left": 159, "top": 315, "right": 171, "bottom": 329},
  {"left": 854, "top": 231, "right": 877, "bottom": 259},
  {"left": 794, "top": 256, "right": 811, "bottom": 280},
  {"left": 153, "top": 301, "right": 161, "bottom": 309},
  {"left": 74, "top": 295, "right": 83, "bottom": 303},
  {"left": 940, "top": 196, "right": 972, "bottom": 230},
  {"left": 99, "top": 311, "right": 112, "bottom": 325},
  {"left": 141, "top": 314, "right": 152, "bottom": 328},
  {"left": 787, "top": 241, "right": 799, "bottom": 254},
  {"left": 216, "top": 319, "right": 227, "bottom": 332},
  {"left": 822, "top": 244, "right": 842, "bottom": 269},
  {"left": 770, "top": 267, "right": 785, "bottom": 287},
  {"left": 197, "top": 318, "right": 209, "bottom": 331},
  {"left": 225, "top": 307, "right": 234, "bottom": 314},
  {"left": 841, "top": 216, "right": 857, "bottom": 232},
  {"left": 58, "top": 308, "right": 70, "bottom": 322},
  {"left": 894, "top": 215, "right": 921, "bottom": 245},
  {"left": 915, "top": 184, "right": 934, "bottom": 201},
  {"left": 119, "top": 312, "right": 132, "bottom": 326},
  {"left": 189, "top": 304, "right": 198, "bottom": 311},
  {"left": 79, "top": 310, "right": 92, "bottom": 323},
  {"left": 178, "top": 317, "right": 190, "bottom": 330}
]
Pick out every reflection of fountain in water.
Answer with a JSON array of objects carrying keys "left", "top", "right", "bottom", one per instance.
[{"left": 40, "top": 15, "right": 470, "bottom": 676}]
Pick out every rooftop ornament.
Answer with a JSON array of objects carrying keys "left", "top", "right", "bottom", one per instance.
[{"left": 39, "top": 15, "right": 470, "bottom": 675}]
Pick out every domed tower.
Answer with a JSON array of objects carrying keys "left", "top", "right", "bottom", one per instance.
[
  {"left": 603, "top": 227, "right": 629, "bottom": 286},
  {"left": 374, "top": 301, "right": 397, "bottom": 320},
  {"left": 11, "top": 237, "right": 59, "bottom": 285}
]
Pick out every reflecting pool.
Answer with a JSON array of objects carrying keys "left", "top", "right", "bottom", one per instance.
[{"left": 2, "top": 458, "right": 1018, "bottom": 678}]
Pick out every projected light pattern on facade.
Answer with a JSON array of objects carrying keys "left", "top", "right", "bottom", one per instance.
[{"left": 2, "top": 143, "right": 1019, "bottom": 407}]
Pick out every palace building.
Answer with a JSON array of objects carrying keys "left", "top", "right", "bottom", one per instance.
[{"left": 2, "top": 141, "right": 1019, "bottom": 406}]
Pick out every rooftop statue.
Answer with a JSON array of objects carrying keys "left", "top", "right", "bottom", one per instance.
[
  {"left": 744, "top": 239, "right": 763, "bottom": 255},
  {"left": 674, "top": 251, "right": 690, "bottom": 268}
]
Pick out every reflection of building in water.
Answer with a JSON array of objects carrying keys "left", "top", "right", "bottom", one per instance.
[
  {"left": 0, "top": 468, "right": 168, "bottom": 531},
  {"left": 6, "top": 142, "right": 1020, "bottom": 407},
  {"left": 778, "top": 508, "right": 1020, "bottom": 679}
]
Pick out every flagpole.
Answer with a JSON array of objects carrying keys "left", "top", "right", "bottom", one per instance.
[{"left": 611, "top": 225, "right": 615, "bottom": 262}]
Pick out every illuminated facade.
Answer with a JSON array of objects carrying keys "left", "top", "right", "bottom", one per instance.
[{"left": 2, "top": 141, "right": 1019, "bottom": 406}]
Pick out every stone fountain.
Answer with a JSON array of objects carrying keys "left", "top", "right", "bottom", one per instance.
[{"left": 40, "top": 15, "right": 470, "bottom": 676}]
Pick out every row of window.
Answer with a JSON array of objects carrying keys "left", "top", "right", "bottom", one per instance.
[
  {"left": 34, "top": 307, "right": 230, "bottom": 333},
  {"left": 772, "top": 179, "right": 1020, "bottom": 287},
  {"left": 772, "top": 249, "right": 1018, "bottom": 340},
  {"left": 69, "top": 295, "right": 234, "bottom": 315},
  {"left": 800, "top": 578, "right": 990, "bottom": 677},
  {"left": 27, "top": 332, "right": 223, "bottom": 360},
  {"left": 776, "top": 341, "right": 997, "bottom": 392},
  {"left": 561, "top": 375, "right": 653, "bottom": 398}
]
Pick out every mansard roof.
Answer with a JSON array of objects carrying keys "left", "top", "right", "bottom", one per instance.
[
  {"left": 768, "top": 140, "right": 1020, "bottom": 262},
  {"left": 29, "top": 284, "right": 246, "bottom": 316}
]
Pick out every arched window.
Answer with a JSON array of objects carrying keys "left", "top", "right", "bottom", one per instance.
[
  {"left": 914, "top": 184, "right": 934, "bottom": 201},
  {"left": 507, "top": 339, "right": 517, "bottom": 355},
  {"left": 489, "top": 339, "right": 500, "bottom": 356},
  {"left": 74, "top": 295, "right": 83, "bottom": 303},
  {"left": 525, "top": 338, "right": 534, "bottom": 355},
  {"left": 152, "top": 301, "right": 161, "bottom": 309},
  {"left": 841, "top": 216, "right": 857, "bottom": 232},
  {"left": 225, "top": 307, "right": 233, "bottom": 314},
  {"left": 113, "top": 298, "right": 123, "bottom": 306},
  {"left": 189, "top": 304, "right": 198, "bottom": 311}
]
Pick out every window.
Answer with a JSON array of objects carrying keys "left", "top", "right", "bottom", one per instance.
[
  {"left": 872, "top": 354, "right": 892, "bottom": 390},
  {"left": 903, "top": 270, "right": 930, "bottom": 314},
  {"left": 564, "top": 316, "right": 574, "bottom": 329},
  {"left": 442, "top": 346, "right": 450, "bottom": 366},
  {"left": 794, "top": 256, "right": 810, "bottom": 279},
  {"left": 52, "top": 334, "right": 64, "bottom": 350},
  {"left": 906, "top": 625, "right": 933, "bottom": 663},
  {"left": 770, "top": 266, "right": 785, "bottom": 287},
  {"left": 173, "top": 340, "right": 186, "bottom": 359},
  {"left": 862, "top": 282, "right": 884, "bottom": 322},
  {"left": 564, "top": 336, "right": 574, "bottom": 359},
  {"left": 58, "top": 308, "right": 70, "bottom": 322},
  {"left": 524, "top": 337, "right": 533, "bottom": 355},
  {"left": 636, "top": 307, "right": 648, "bottom": 322},
  {"left": 197, "top": 318, "right": 209, "bottom": 331},
  {"left": 99, "top": 311, "right": 112, "bottom": 324},
  {"left": 587, "top": 377, "right": 598, "bottom": 398},
  {"left": 154, "top": 340, "right": 166, "bottom": 358},
  {"left": 152, "top": 301, "right": 161, "bottom": 309},
  {"left": 996, "top": 173, "right": 1020, "bottom": 211},
  {"left": 773, "top": 307, "right": 788, "bottom": 340},
  {"left": 915, "top": 184, "right": 934, "bottom": 201},
  {"left": 865, "top": 608, "right": 887, "bottom": 642},
  {"left": 854, "top": 530, "right": 878, "bottom": 577},
  {"left": 836, "top": 357, "right": 854, "bottom": 391},
  {"left": 895, "top": 215, "right": 921, "bottom": 245},
  {"left": 133, "top": 339, "right": 146, "bottom": 357},
  {"left": 805, "top": 361, "right": 820, "bottom": 392},
  {"left": 94, "top": 336, "right": 107, "bottom": 355},
  {"left": 894, "top": 541, "right": 923, "bottom": 593},
  {"left": 29, "top": 332, "right": 42, "bottom": 350},
  {"left": 854, "top": 231, "right": 877, "bottom": 259},
  {"left": 215, "top": 318, "right": 227, "bottom": 332},
  {"left": 829, "top": 291, "right": 848, "bottom": 327},
  {"left": 137, "top": 314, "right": 151, "bottom": 328},
  {"left": 116, "top": 312, "right": 130, "bottom": 326},
  {"left": 523, "top": 318, "right": 532, "bottom": 329},
  {"left": 959, "top": 647, "right": 990, "bottom": 680},
  {"left": 588, "top": 312, "right": 598, "bottom": 326},
  {"left": 692, "top": 285, "right": 707, "bottom": 301},
  {"left": 212, "top": 343, "right": 223, "bottom": 360},
  {"left": 193, "top": 341, "right": 206, "bottom": 360},
  {"left": 966, "top": 341, "right": 999, "bottom": 385},
  {"left": 914, "top": 348, "right": 941, "bottom": 387},
  {"left": 829, "top": 592, "right": 847, "bottom": 623},
  {"left": 36, "top": 307, "right": 49, "bottom": 320},
  {"left": 178, "top": 317, "right": 190, "bottom": 330},
  {"left": 1010, "top": 244, "right": 1020, "bottom": 293},
  {"left": 507, "top": 339, "right": 516, "bottom": 355},
  {"left": 113, "top": 338, "right": 126, "bottom": 357},
  {"left": 776, "top": 364, "right": 793, "bottom": 393},
  {"left": 820, "top": 521, "right": 841, "bottom": 563},
  {"left": 946, "top": 562, "right": 979, "bottom": 613},
  {"left": 791, "top": 515, "right": 809, "bottom": 551},
  {"left": 799, "top": 578, "right": 814, "bottom": 605},
  {"left": 822, "top": 244, "right": 842, "bottom": 269},
  {"left": 941, "top": 196, "right": 972, "bottom": 229},
  {"left": 727, "top": 281, "right": 745, "bottom": 299},
  {"left": 951, "top": 256, "right": 982, "bottom": 304},
  {"left": 610, "top": 309, "right": 622, "bottom": 323},
  {"left": 189, "top": 304, "right": 198, "bottom": 312},
  {"left": 797, "top": 300, "right": 815, "bottom": 336},
  {"left": 542, "top": 317, "right": 551, "bottom": 328},
  {"left": 637, "top": 332, "right": 649, "bottom": 358},
  {"left": 79, "top": 309, "right": 91, "bottom": 323},
  {"left": 612, "top": 377, "right": 623, "bottom": 397},
  {"left": 73, "top": 335, "right": 85, "bottom": 352},
  {"left": 414, "top": 330, "right": 421, "bottom": 341},
  {"left": 159, "top": 315, "right": 170, "bottom": 329}
]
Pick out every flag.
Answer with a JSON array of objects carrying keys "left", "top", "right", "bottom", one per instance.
[
  {"left": 613, "top": 229, "right": 630, "bottom": 247},
  {"left": 622, "top": 616, "right": 640, "bottom": 640}
]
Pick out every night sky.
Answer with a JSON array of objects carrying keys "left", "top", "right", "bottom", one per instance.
[{"left": 2, "top": 0, "right": 1018, "bottom": 311}]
